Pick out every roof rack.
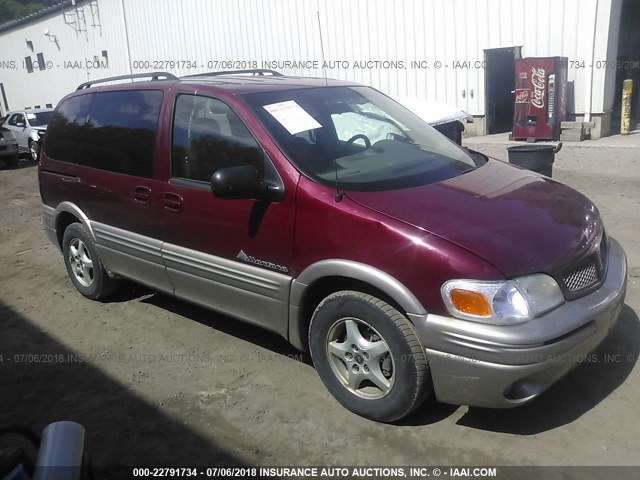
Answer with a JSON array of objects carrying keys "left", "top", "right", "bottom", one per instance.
[
  {"left": 76, "top": 72, "right": 178, "bottom": 90},
  {"left": 183, "top": 69, "right": 283, "bottom": 78}
]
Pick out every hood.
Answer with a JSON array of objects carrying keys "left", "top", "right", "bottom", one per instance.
[{"left": 345, "top": 159, "right": 601, "bottom": 277}]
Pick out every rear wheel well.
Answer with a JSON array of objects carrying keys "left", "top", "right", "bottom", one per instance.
[
  {"left": 55, "top": 211, "right": 80, "bottom": 248},
  {"left": 297, "top": 276, "right": 407, "bottom": 351}
]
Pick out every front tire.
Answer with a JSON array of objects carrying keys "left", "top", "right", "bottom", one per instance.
[
  {"left": 309, "top": 291, "right": 432, "bottom": 422},
  {"left": 29, "top": 140, "right": 40, "bottom": 161},
  {"left": 62, "top": 223, "right": 119, "bottom": 300}
]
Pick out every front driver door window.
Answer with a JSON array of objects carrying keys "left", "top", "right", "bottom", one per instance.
[
  {"left": 170, "top": 94, "right": 263, "bottom": 182},
  {"left": 9, "top": 113, "right": 24, "bottom": 126},
  {"left": 9, "top": 113, "right": 27, "bottom": 147}
]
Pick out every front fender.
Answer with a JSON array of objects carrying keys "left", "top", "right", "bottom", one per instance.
[
  {"left": 28, "top": 130, "right": 42, "bottom": 142},
  {"left": 287, "top": 259, "right": 427, "bottom": 350}
]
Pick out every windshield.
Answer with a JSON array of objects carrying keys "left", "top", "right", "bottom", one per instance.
[
  {"left": 242, "top": 86, "right": 480, "bottom": 191},
  {"left": 26, "top": 111, "right": 53, "bottom": 127}
]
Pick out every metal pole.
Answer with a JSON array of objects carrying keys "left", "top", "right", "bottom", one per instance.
[
  {"left": 121, "top": 0, "right": 133, "bottom": 75},
  {"left": 621, "top": 79, "right": 633, "bottom": 135},
  {"left": 584, "top": 0, "right": 600, "bottom": 124},
  {"left": 33, "top": 421, "right": 85, "bottom": 480}
]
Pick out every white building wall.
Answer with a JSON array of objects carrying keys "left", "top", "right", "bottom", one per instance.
[
  {"left": 0, "top": 0, "right": 622, "bottom": 123},
  {"left": 0, "top": 0, "right": 130, "bottom": 111}
]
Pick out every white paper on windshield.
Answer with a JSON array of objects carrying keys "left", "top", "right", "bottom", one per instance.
[
  {"left": 263, "top": 100, "right": 322, "bottom": 135},
  {"left": 26, "top": 113, "right": 36, "bottom": 120}
]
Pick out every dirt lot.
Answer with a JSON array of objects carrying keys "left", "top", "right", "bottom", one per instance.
[{"left": 1, "top": 143, "right": 639, "bottom": 474}]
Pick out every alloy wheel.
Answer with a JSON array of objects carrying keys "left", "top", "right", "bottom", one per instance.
[
  {"left": 30, "top": 142, "right": 39, "bottom": 161},
  {"left": 326, "top": 317, "right": 395, "bottom": 399},
  {"left": 68, "top": 238, "right": 94, "bottom": 287}
]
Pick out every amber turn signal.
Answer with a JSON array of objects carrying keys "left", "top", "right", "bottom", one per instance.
[{"left": 449, "top": 288, "right": 492, "bottom": 317}]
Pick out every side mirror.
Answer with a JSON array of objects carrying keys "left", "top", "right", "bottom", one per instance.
[
  {"left": 16, "top": 121, "right": 26, "bottom": 128},
  {"left": 211, "top": 165, "right": 283, "bottom": 202}
]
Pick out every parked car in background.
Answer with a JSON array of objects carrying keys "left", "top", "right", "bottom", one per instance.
[
  {"left": 39, "top": 71, "right": 627, "bottom": 422},
  {"left": 2, "top": 108, "right": 54, "bottom": 161},
  {"left": 0, "top": 126, "right": 20, "bottom": 168},
  {"left": 394, "top": 97, "right": 474, "bottom": 145}
]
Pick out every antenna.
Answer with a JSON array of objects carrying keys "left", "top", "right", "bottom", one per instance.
[
  {"left": 316, "top": 9, "right": 328, "bottom": 87},
  {"left": 316, "top": 7, "right": 343, "bottom": 202}
]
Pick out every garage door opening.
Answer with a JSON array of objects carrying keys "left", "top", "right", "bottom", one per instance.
[{"left": 484, "top": 47, "right": 521, "bottom": 134}]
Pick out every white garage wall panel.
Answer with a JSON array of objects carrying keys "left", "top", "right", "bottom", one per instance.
[
  {"left": 0, "top": 0, "right": 622, "bottom": 118},
  {"left": 0, "top": 0, "right": 129, "bottom": 110}
]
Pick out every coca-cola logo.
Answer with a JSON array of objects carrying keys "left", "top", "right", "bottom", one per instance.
[
  {"left": 515, "top": 90, "right": 530, "bottom": 103},
  {"left": 531, "top": 67, "right": 546, "bottom": 109}
]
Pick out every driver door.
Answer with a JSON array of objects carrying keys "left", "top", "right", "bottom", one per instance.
[
  {"left": 158, "top": 91, "right": 296, "bottom": 336},
  {"left": 7, "top": 113, "right": 27, "bottom": 150}
]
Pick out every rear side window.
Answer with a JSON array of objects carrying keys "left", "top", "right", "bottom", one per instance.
[
  {"left": 44, "top": 94, "right": 93, "bottom": 163},
  {"left": 171, "top": 94, "right": 263, "bottom": 182},
  {"left": 84, "top": 90, "right": 163, "bottom": 177}
]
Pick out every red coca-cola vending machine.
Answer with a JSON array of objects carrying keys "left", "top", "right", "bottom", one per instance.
[{"left": 512, "top": 57, "right": 568, "bottom": 141}]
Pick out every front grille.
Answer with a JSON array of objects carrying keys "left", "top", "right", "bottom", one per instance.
[
  {"left": 561, "top": 257, "right": 600, "bottom": 293},
  {"left": 554, "top": 225, "right": 608, "bottom": 300}
]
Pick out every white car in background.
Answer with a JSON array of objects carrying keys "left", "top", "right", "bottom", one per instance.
[
  {"left": 2, "top": 108, "right": 54, "bottom": 161},
  {"left": 332, "top": 96, "right": 473, "bottom": 147},
  {"left": 393, "top": 97, "right": 474, "bottom": 144}
]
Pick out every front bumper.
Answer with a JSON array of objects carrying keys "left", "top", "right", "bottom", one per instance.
[{"left": 410, "top": 237, "right": 627, "bottom": 408}]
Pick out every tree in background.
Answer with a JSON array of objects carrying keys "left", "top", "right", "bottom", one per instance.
[{"left": 0, "top": 0, "right": 59, "bottom": 25}]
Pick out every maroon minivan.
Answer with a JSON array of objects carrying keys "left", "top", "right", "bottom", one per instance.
[{"left": 39, "top": 70, "right": 627, "bottom": 422}]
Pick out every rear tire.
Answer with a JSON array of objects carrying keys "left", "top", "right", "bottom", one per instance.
[
  {"left": 309, "top": 290, "right": 432, "bottom": 422},
  {"left": 62, "top": 223, "right": 119, "bottom": 300}
]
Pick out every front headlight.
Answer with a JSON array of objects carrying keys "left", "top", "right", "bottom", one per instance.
[
  {"left": 441, "top": 274, "right": 564, "bottom": 325},
  {"left": 37, "top": 130, "right": 46, "bottom": 137}
]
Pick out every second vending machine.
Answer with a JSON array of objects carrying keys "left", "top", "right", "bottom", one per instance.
[{"left": 513, "top": 57, "right": 568, "bottom": 141}]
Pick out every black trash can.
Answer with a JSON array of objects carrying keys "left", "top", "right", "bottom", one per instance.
[
  {"left": 506, "top": 143, "right": 562, "bottom": 177},
  {"left": 433, "top": 121, "right": 464, "bottom": 145}
]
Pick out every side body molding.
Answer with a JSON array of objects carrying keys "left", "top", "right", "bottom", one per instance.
[
  {"left": 288, "top": 259, "right": 427, "bottom": 350},
  {"left": 42, "top": 203, "right": 292, "bottom": 338},
  {"left": 92, "top": 221, "right": 173, "bottom": 292},
  {"left": 42, "top": 204, "right": 59, "bottom": 248},
  {"left": 42, "top": 204, "right": 425, "bottom": 352}
]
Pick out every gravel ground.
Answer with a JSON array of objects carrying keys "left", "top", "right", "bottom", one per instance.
[{"left": 0, "top": 145, "right": 639, "bottom": 474}]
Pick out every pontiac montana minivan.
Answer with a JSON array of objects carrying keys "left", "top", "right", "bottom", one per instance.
[{"left": 39, "top": 70, "right": 627, "bottom": 422}]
